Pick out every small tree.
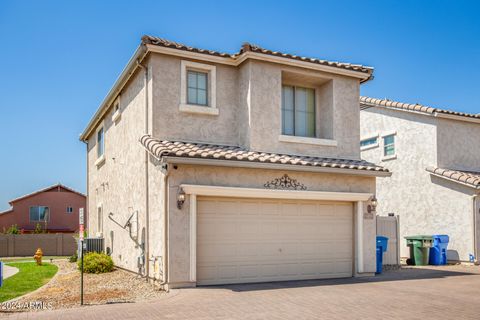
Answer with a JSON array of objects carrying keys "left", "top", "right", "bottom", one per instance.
[
  {"left": 6, "top": 224, "right": 19, "bottom": 234},
  {"left": 34, "top": 223, "right": 43, "bottom": 234}
]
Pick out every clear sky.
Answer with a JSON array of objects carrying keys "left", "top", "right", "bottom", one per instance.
[{"left": 0, "top": 0, "right": 479, "bottom": 211}]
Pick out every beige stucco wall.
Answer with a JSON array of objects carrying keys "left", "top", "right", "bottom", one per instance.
[
  {"left": 165, "top": 164, "right": 377, "bottom": 287},
  {"left": 87, "top": 63, "right": 164, "bottom": 275},
  {"left": 361, "top": 108, "right": 476, "bottom": 260},
  {"left": 150, "top": 54, "right": 241, "bottom": 145},
  {"left": 148, "top": 53, "right": 361, "bottom": 159},
  {"left": 246, "top": 61, "right": 361, "bottom": 159},
  {"left": 436, "top": 118, "right": 480, "bottom": 172}
]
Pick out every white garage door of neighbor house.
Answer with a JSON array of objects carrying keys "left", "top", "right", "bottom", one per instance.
[{"left": 196, "top": 197, "right": 354, "bottom": 285}]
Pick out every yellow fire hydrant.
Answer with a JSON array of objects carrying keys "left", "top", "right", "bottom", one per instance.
[{"left": 33, "top": 248, "right": 43, "bottom": 265}]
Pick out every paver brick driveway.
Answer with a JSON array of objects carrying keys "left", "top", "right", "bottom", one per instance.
[{"left": 5, "top": 265, "right": 480, "bottom": 320}]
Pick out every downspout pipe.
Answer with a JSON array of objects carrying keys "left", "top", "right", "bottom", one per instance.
[
  {"left": 141, "top": 148, "right": 170, "bottom": 289},
  {"left": 137, "top": 60, "right": 150, "bottom": 281},
  {"left": 473, "top": 194, "right": 478, "bottom": 263},
  {"left": 160, "top": 164, "right": 170, "bottom": 290}
]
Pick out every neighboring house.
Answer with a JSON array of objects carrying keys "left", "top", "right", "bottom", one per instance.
[
  {"left": 80, "top": 36, "right": 390, "bottom": 289},
  {"left": 360, "top": 96, "right": 480, "bottom": 262},
  {"left": 0, "top": 184, "right": 86, "bottom": 233}
]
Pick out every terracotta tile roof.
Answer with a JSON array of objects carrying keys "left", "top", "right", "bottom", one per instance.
[
  {"left": 140, "top": 135, "right": 389, "bottom": 174},
  {"left": 8, "top": 183, "right": 86, "bottom": 205},
  {"left": 141, "top": 35, "right": 373, "bottom": 79},
  {"left": 360, "top": 96, "right": 480, "bottom": 120},
  {"left": 426, "top": 167, "right": 480, "bottom": 189}
]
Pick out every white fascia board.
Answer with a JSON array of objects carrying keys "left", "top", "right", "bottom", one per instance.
[
  {"left": 181, "top": 184, "right": 373, "bottom": 202},
  {"left": 435, "top": 113, "right": 480, "bottom": 124},
  {"left": 146, "top": 44, "right": 371, "bottom": 81},
  {"left": 427, "top": 170, "right": 480, "bottom": 190},
  {"left": 163, "top": 156, "right": 391, "bottom": 177}
]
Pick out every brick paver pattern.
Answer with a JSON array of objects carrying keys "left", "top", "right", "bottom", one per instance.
[{"left": 5, "top": 265, "right": 480, "bottom": 320}]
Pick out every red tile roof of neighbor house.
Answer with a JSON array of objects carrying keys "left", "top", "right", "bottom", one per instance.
[
  {"left": 426, "top": 167, "right": 480, "bottom": 189},
  {"left": 140, "top": 135, "right": 389, "bottom": 175},
  {"left": 360, "top": 96, "right": 480, "bottom": 120},
  {"left": 8, "top": 183, "right": 86, "bottom": 205},
  {"left": 141, "top": 35, "right": 374, "bottom": 80}
]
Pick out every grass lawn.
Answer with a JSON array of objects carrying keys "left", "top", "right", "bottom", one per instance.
[
  {"left": 1, "top": 256, "right": 68, "bottom": 263},
  {"left": 0, "top": 262, "right": 58, "bottom": 302}
]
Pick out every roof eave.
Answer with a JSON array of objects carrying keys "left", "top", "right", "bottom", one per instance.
[
  {"left": 426, "top": 169, "right": 480, "bottom": 190},
  {"left": 434, "top": 113, "right": 480, "bottom": 124},
  {"left": 145, "top": 44, "right": 373, "bottom": 82},
  {"left": 162, "top": 156, "right": 392, "bottom": 177},
  {"left": 79, "top": 44, "right": 149, "bottom": 141}
]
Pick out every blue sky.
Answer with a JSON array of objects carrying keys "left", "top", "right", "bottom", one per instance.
[{"left": 0, "top": 1, "right": 479, "bottom": 210}]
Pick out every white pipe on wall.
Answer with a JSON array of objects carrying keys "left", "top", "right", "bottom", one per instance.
[{"left": 473, "top": 194, "right": 478, "bottom": 262}]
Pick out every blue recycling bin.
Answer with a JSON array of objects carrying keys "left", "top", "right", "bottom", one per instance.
[
  {"left": 429, "top": 235, "right": 449, "bottom": 265},
  {"left": 376, "top": 236, "right": 389, "bottom": 274},
  {"left": 0, "top": 261, "right": 3, "bottom": 287}
]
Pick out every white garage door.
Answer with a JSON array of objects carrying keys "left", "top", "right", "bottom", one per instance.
[{"left": 197, "top": 197, "right": 353, "bottom": 285}]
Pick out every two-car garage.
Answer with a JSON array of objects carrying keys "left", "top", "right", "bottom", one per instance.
[{"left": 196, "top": 197, "right": 354, "bottom": 285}]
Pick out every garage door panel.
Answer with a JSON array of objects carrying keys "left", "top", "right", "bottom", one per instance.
[{"left": 197, "top": 197, "right": 353, "bottom": 285}]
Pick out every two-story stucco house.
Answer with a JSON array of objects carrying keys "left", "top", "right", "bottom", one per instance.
[
  {"left": 360, "top": 96, "right": 480, "bottom": 262},
  {"left": 0, "top": 184, "right": 86, "bottom": 233},
  {"left": 80, "top": 36, "right": 390, "bottom": 289}
]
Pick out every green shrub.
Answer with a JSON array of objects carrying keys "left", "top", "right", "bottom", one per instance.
[
  {"left": 33, "top": 223, "right": 44, "bottom": 234},
  {"left": 6, "top": 224, "right": 19, "bottom": 234},
  {"left": 69, "top": 252, "right": 78, "bottom": 263},
  {"left": 78, "top": 252, "right": 114, "bottom": 273}
]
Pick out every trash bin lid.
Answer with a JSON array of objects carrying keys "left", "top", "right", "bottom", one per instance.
[
  {"left": 404, "top": 235, "right": 433, "bottom": 240},
  {"left": 433, "top": 235, "right": 449, "bottom": 243}
]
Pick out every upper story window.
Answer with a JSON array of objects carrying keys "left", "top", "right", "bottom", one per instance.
[
  {"left": 66, "top": 206, "right": 73, "bottom": 214},
  {"left": 112, "top": 96, "right": 121, "bottom": 123},
  {"left": 29, "top": 206, "right": 50, "bottom": 222},
  {"left": 95, "top": 123, "right": 106, "bottom": 167},
  {"left": 282, "top": 85, "right": 315, "bottom": 138},
  {"left": 97, "top": 127, "right": 104, "bottom": 158},
  {"left": 383, "top": 134, "right": 395, "bottom": 157},
  {"left": 179, "top": 60, "right": 218, "bottom": 115},
  {"left": 361, "top": 137, "right": 378, "bottom": 147},
  {"left": 187, "top": 71, "right": 208, "bottom": 106},
  {"left": 360, "top": 135, "right": 379, "bottom": 151}
]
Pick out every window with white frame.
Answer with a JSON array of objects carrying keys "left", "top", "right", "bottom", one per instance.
[
  {"left": 97, "top": 127, "right": 104, "bottom": 158},
  {"left": 187, "top": 70, "right": 208, "bottom": 106},
  {"left": 282, "top": 85, "right": 315, "bottom": 138},
  {"left": 29, "top": 206, "right": 50, "bottom": 222},
  {"left": 112, "top": 96, "right": 121, "bottom": 123},
  {"left": 66, "top": 206, "right": 73, "bottom": 214},
  {"left": 383, "top": 134, "right": 395, "bottom": 156},
  {"left": 360, "top": 136, "right": 378, "bottom": 148},
  {"left": 180, "top": 60, "right": 217, "bottom": 114}
]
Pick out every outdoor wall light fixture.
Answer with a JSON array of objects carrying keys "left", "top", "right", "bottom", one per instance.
[
  {"left": 367, "top": 195, "right": 378, "bottom": 214},
  {"left": 177, "top": 188, "right": 186, "bottom": 209}
]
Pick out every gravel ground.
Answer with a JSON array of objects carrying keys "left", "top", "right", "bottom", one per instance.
[{"left": 10, "top": 260, "right": 165, "bottom": 312}]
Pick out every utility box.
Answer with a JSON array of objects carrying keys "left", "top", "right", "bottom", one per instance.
[{"left": 84, "top": 238, "right": 105, "bottom": 254}]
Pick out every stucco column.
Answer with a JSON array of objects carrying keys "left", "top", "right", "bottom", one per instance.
[
  {"left": 356, "top": 201, "right": 364, "bottom": 274},
  {"left": 189, "top": 194, "right": 197, "bottom": 283}
]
